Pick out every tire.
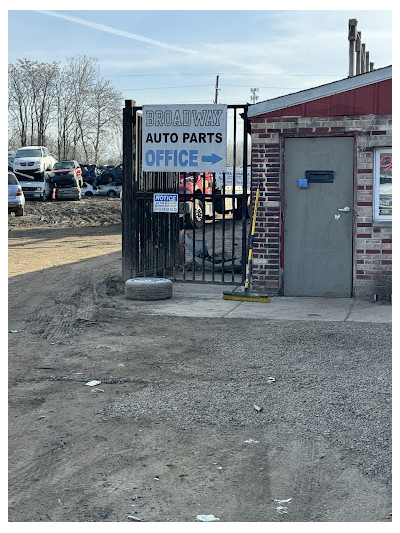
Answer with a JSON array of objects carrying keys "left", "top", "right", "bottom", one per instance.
[
  {"left": 84, "top": 191, "right": 93, "bottom": 197},
  {"left": 107, "top": 190, "right": 117, "bottom": 197},
  {"left": 125, "top": 278, "right": 173, "bottom": 301},
  {"left": 16, "top": 207, "right": 24, "bottom": 217},
  {"left": 185, "top": 197, "right": 204, "bottom": 228}
]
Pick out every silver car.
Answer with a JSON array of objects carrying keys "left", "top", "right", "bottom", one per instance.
[
  {"left": 96, "top": 181, "right": 122, "bottom": 197},
  {"left": 8, "top": 172, "right": 25, "bottom": 216},
  {"left": 55, "top": 185, "right": 81, "bottom": 201}
]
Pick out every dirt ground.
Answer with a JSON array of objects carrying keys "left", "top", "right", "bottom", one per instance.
[{"left": 8, "top": 198, "right": 392, "bottom": 523}]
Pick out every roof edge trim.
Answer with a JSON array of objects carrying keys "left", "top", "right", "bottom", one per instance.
[{"left": 248, "top": 66, "right": 392, "bottom": 118}]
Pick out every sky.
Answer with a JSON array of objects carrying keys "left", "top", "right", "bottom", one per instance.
[{"left": 6, "top": 3, "right": 393, "bottom": 108}]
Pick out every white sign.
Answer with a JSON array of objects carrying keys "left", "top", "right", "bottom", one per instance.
[
  {"left": 153, "top": 193, "right": 178, "bottom": 213},
  {"left": 215, "top": 167, "right": 251, "bottom": 188},
  {"left": 142, "top": 104, "right": 227, "bottom": 172}
]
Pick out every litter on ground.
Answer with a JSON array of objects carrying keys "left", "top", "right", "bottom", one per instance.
[
  {"left": 127, "top": 515, "right": 141, "bottom": 521},
  {"left": 196, "top": 514, "right": 220, "bottom": 522},
  {"left": 86, "top": 380, "right": 101, "bottom": 387},
  {"left": 274, "top": 497, "right": 292, "bottom": 515}
]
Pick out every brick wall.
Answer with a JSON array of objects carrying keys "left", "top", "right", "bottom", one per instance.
[{"left": 250, "top": 114, "right": 392, "bottom": 300}]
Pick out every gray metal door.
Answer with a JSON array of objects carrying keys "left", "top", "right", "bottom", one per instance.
[{"left": 284, "top": 137, "right": 354, "bottom": 296}]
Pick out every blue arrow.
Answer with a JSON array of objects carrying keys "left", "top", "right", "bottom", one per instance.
[{"left": 201, "top": 153, "right": 223, "bottom": 165}]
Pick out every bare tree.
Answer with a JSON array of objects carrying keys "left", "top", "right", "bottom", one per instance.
[
  {"left": 67, "top": 56, "right": 100, "bottom": 162},
  {"left": 91, "top": 78, "right": 123, "bottom": 163},
  {"left": 31, "top": 61, "right": 59, "bottom": 146},
  {"left": 9, "top": 55, "right": 123, "bottom": 163},
  {"left": 8, "top": 60, "right": 32, "bottom": 146},
  {"left": 8, "top": 59, "right": 59, "bottom": 147},
  {"left": 55, "top": 65, "right": 77, "bottom": 159}
]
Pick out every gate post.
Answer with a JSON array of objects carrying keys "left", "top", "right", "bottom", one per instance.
[
  {"left": 241, "top": 105, "right": 249, "bottom": 282},
  {"left": 122, "top": 99, "right": 136, "bottom": 281}
]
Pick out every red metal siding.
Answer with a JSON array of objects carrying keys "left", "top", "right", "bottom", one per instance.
[{"left": 257, "top": 79, "right": 391, "bottom": 118}]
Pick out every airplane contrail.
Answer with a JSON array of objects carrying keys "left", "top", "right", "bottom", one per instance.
[
  {"left": 37, "top": 10, "right": 252, "bottom": 70},
  {"left": 37, "top": 10, "right": 203, "bottom": 55}
]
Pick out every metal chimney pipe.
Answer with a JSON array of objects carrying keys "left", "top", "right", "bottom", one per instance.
[
  {"left": 348, "top": 19, "right": 358, "bottom": 77},
  {"left": 361, "top": 43, "right": 366, "bottom": 73},
  {"left": 355, "top": 31, "right": 362, "bottom": 75},
  {"left": 366, "top": 52, "right": 370, "bottom": 72}
]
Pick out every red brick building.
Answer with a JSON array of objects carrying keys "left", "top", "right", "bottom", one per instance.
[{"left": 248, "top": 65, "right": 392, "bottom": 300}]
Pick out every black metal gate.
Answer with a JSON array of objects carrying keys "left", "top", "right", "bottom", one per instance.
[{"left": 122, "top": 100, "right": 251, "bottom": 285}]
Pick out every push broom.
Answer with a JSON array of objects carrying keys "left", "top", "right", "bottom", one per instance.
[{"left": 223, "top": 182, "right": 270, "bottom": 303}]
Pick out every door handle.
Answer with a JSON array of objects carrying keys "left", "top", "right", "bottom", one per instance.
[{"left": 338, "top": 206, "right": 351, "bottom": 212}]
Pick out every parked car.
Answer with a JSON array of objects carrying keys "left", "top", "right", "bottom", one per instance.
[
  {"left": 8, "top": 150, "right": 16, "bottom": 171},
  {"left": 49, "top": 160, "right": 83, "bottom": 187},
  {"left": 81, "top": 181, "right": 98, "bottom": 197},
  {"left": 8, "top": 172, "right": 25, "bottom": 216},
  {"left": 96, "top": 181, "right": 122, "bottom": 197},
  {"left": 12, "top": 146, "right": 57, "bottom": 178},
  {"left": 55, "top": 184, "right": 81, "bottom": 201},
  {"left": 13, "top": 169, "right": 52, "bottom": 201},
  {"left": 80, "top": 164, "right": 99, "bottom": 184},
  {"left": 95, "top": 164, "right": 123, "bottom": 186}
]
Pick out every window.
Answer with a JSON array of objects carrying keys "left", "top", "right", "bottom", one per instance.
[
  {"left": 8, "top": 172, "right": 18, "bottom": 185},
  {"left": 15, "top": 148, "right": 42, "bottom": 158},
  {"left": 374, "top": 148, "right": 392, "bottom": 220},
  {"left": 54, "top": 161, "right": 75, "bottom": 170}
]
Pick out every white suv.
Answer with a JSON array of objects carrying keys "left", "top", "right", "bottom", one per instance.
[{"left": 12, "top": 146, "right": 57, "bottom": 177}]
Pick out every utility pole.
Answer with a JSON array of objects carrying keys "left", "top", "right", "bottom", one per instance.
[
  {"left": 250, "top": 88, "right": 259, "bottom": 105},
  {"left": 214, "top": 75, "right": 220, "bottom": 104}
]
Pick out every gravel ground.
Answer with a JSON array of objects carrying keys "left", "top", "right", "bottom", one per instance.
[
  {"left": 8, "top": 198, "right": 392, "bottom": 523},
  {"left": 8, "top": 195, "right": 122, "bottom": 228},
  {"left": 101, "top": 310, "right": 392, "bottom": 483}
]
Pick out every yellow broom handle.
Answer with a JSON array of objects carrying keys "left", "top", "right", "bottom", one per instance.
[
  {"left": 251, "top": 187, "right": 260, "bottom": 236},
  {"left": 244, "top": 186, "right": 260, "bottom": 289}
]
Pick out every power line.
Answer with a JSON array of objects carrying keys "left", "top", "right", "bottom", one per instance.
[
  {"left": 225, "top": 84, "right": 302, "bottom": 89},
  {"left": 105, "top": 72, "right": 344, "bottom": 77},
  {"left": 123, "top": 84, "right": 302, "bottom": 91},
  {"left": 123, "top": 84, "right": 213, "bottom": 90}
]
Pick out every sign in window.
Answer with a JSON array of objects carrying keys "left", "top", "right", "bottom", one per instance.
[{"left": 374, "top": 148, "right": 392, "bottom": 220}]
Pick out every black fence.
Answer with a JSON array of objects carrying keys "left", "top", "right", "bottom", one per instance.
[{"left": 122, "top": 101, "right": 251, "bottom": 285}]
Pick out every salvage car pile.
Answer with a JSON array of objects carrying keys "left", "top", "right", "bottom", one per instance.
[{"left": 8, "top": 146, "right": 123, "bottom": 215}]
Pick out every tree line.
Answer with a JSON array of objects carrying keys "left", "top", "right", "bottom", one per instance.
[{"left": 8, "top": 56, "right": 124, "bottom": 165}]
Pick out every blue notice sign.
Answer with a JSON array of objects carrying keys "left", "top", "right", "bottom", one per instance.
[{"left": 153, "top": 193, "right": 179, "bottom": 213}]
